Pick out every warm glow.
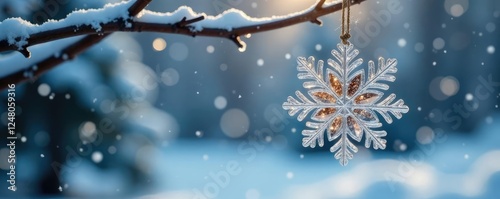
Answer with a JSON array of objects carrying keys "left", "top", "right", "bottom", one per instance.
[{"left": 152, "top": 38, "right": 167, "bottom": 51}]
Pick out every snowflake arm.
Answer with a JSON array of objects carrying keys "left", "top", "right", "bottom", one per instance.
[
  {"left": 348, "top": 112, "right": 387, "bottom": 150},
  {"left": 330, "top": 119, "right": 358, "bottom": 166},
  {"left": 353, "top": 57, "right": 398, "bottom": 96},
  {"left": 368, "top": 93, "right": 409, "bottom": 124}
]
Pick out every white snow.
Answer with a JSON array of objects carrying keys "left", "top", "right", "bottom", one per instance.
[
  {"left": 0, "top": 0, "right": 133, "bottom": 49},
  {"left": 1, "top": 0, "right": 323, "bottom": 49},
  {"left": 135, "top": 4, "right": 316, "bottom": 31}
]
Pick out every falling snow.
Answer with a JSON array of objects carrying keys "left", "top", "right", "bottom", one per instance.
[
  {"left": 398, "top": 38, "right": 406, "bottom": 47},
  {"left": 38, "top": 83, "right": 51, "bottom": 97},
  {"left": 206, "top": 45, "right": 215, "bottom": 53},
  {"left": 195, "top": 130, "right": 203, "bottom": 137},
  {"left": 257, "top": 59, "right": 264, "bottom": 66},
  {"left": 487, "top": 45, "right": 495, "bottom": 54},
  {"left": 92, "top": 151, "right": 103, "bottom": 163},
  {"left": 315, "top": 44, "right": 322, "bottom": 51}
]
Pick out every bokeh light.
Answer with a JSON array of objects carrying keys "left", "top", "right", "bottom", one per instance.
[{"left": 152, "top": 38, "right": 167, "bottom": 51}]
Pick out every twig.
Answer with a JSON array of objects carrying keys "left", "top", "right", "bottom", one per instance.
[
  {"left": 128, "top": 0, "right": 152, "bottom": 16},
  {"left": 311, "top": 0, "right": 327, "bottom": 25},
  {"left": 0, "top": 0, "right": 366, "bottom": 89}
]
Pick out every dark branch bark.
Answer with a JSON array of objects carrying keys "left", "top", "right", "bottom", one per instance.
[
  {"left": 128, "top": 0, "right": 152, "bottom": 16},
  {"left": 0, "top": 0, "right": 366, "bottom": 90}
]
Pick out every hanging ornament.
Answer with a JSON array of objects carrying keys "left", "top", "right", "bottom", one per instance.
[{"left": 282, "top": 0, "right": 409, "bottom": 166}]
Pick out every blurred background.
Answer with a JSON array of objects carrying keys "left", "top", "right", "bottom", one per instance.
[{"left": 0, "top": 0, "right": 499, "bottom": 198}]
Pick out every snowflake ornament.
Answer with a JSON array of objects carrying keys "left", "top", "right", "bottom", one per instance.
[{"left": 283, "top": 42, "right": 409, "bottom": 166}]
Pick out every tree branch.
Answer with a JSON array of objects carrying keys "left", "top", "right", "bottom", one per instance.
[
  {"left": 0, "top": 0, "right": 366, "bottom": 89},
  {"left": 0, "top": 0, "right": 152, "bottom": 89},
  {"left": 128, "top": 0, "right": 153, "bottom": 16}
]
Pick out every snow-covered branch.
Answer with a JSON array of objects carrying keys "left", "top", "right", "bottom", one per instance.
[
  {"left": 0, "top": 0, "right": 152, "bottom": 88},
  {"left": 0, "top": 0, "right": 366, "bottom": 89},
  {"left": 0, "top": 0, "right": 366, "bottom": 55}
]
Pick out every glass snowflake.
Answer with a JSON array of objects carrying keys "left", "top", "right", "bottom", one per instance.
[{"left": 283, "top": 42, "right": 409, "bottom": 166}]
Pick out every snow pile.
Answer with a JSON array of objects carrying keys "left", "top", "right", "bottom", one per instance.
[
  {"left": 0, "top": 19, "right": 34, "bottom": 49},
  {"left": 136, "top": 5, "right": 316, "bottom": 31},
  {"left": 0, "top": 0, "right": 134, "bottom": 49},
  {"left": 0, "top": 0, "right": 321, "bottom": 48}
]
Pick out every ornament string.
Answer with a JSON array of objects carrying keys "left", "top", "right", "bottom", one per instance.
[{"left": 340, "top": 0, "right": 351, "bottom": 44}]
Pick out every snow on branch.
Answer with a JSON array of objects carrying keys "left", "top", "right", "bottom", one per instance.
[
  {"left": 0, "top": 0, "right": 366, "bottom": 89},
  {"left": 0, "top": 0, "right": 366, "bottom": 55},
  {"left": 0, "top": 0, "right": 152, "bottom": 88}
]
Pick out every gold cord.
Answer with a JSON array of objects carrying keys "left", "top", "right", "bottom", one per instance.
[{"left": 340, "top": 0, "right": 351, "bottom": 44}]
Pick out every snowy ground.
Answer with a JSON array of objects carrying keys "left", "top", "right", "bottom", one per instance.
[{"left": 56, "top": 114, "right": 500, "bottom": 199}]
